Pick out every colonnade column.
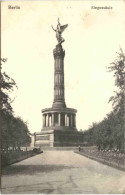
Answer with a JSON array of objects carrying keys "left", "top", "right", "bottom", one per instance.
[
  {"left": 46, "top": 114, "right": 49, "bottom": 127},
  {"left": 74, "top": 114, "right": 76, "bottom": 127},
  {"left": 43, "top": 112, "right": 76, "bottom": 128},
  {"left": 65, "top": 113, "right": 75, "bottom": 127},
  {"left": 66, "top": 114, "right": 69, "bottom": 127},
  {"left": 65, "top": 114, "right": 67, "bottom": 126},
  {"left": 68, "top": 115, "right": 70, "bottom": 127},
  {"left": 70, "top": 114, "right": 73, "bottom": 127},
  {"left": 58, "top": 113, "right": 61, "bottom": 126},
  {"left": 43, "top": 114, "right": 45, "bottom": 127},
  {"left": 52, "top": 113, "right": 54, "bottom": 126},
  {"left": 49, "top": 115, "right": 51, "bottom": 126}
]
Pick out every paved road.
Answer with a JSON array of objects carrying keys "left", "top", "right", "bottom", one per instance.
[{"left": 1, "top": 151, "right": 125, "bottom": 194}]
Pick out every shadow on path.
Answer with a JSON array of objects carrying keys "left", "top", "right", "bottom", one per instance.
[{"left": 2, "top": 165, "right": 71, "bottom": 176}]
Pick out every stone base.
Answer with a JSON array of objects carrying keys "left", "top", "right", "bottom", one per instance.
[
  {"left": 52, "top": 101, "right": 66, "bottom": 109},
  {"left": 35, "top": 130, "right": 83, "bottom": 148}
]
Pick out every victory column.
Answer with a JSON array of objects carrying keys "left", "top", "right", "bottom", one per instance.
[{"left": 35, "top": 19, "right": 83, "bottom": 147}]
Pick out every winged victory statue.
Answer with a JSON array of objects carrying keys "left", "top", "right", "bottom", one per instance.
[{"left": 51, "top": 18, "right": 68, "bottom": 45}]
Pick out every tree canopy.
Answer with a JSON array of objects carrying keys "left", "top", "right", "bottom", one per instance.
[
  {"left": 1, "top": 58, "right": 31, "bottom": 150},
  {"left": 82, "top": 48, "right": 125, "bottom": 152}
]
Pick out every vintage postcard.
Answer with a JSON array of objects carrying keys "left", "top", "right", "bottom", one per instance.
[{"left": 1, "top": 0, "right": 125, "bottom": 194}]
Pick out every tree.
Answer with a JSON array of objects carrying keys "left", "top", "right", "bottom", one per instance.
[
  {"left": 1, "top": 59, "right": 31, "bottom": 151},
  {"left": 13, "top": 117, "right": 31, "bottom": 149},
  {"left": 82, "top": 48, "right": 125, "bottom": 152},
  {"left": 108, "top": 48, "right": 125, "bottom": 115},
  {"left": 0, "top": 58, "right": 17, "bottom": 114},
  {"left": 108, "top": 48, "right": 125, "bottom": 151}
]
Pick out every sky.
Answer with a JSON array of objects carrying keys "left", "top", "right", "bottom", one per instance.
[{"left": 1, "top": 0, "right": 125, "bottom": 133}]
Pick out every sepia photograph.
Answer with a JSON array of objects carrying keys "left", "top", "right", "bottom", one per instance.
[{"left": 1, "top": 0, "right": 125, "bottom": 194}]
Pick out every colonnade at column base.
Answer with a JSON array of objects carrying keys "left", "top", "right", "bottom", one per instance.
[
  {"left": 41, "top": 107, "right": 77, "bottom": 130},
  {"left": 35, "top": 129, "right": 84, "bottom": 148},
  {"left": 38, "top": 106, "right": 81, "bottom": 148}
]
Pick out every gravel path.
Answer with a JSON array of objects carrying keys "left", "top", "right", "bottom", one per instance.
[{"left": 1, "top": 151, "right": 125, "bottom": 194}]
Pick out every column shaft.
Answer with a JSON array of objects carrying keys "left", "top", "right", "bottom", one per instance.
[
  {"left": 58, "top": 113, "right": 61, "bottom": 126},
  {"left": 44, "top": 115, "right": 46, "bottom": 127},
  {"left": 70, "top": 114, "right": 73, "bottom": 127},
  {"left": 67, "top": 115, "right": 69, "bottom": 127},
  {"left": 52, "top": 113, "right": 54, "bottom": 126},
  {"left": 74, "top": 115, "right": 76, "bottom": 127},
  {"left": 53, "top": 45, "right": 66, "bottom": 108},
  {"left": 65, "top": 114, "right": 67, "bottom": 126},
  {"left": 46, "top": 114, "right": 49, "bottom": 127},
  {"left": 43, "top": 114, "right": 45, "bottom": 127}
]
